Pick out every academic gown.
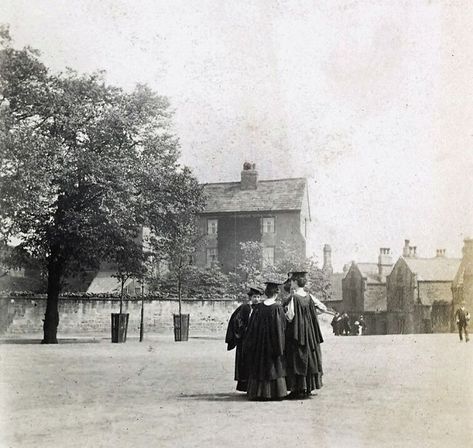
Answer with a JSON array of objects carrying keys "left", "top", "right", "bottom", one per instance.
[
  {"left": 243, "top": 301, "right": 287, "bottom": 400},
  {"left": 225, "top": 304, "right": 253, "bottom": 391},
  {"left": 285, "top": 293, "right": 324, "bottom": 394}
]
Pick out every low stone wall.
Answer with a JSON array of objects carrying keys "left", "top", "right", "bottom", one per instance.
[{"left": 0, "top": 296, "right": 240, "bottom": 336}]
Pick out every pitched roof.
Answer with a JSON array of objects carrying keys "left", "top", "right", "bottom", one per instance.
[
  {"left": 201, "top": 178, "right": 307, "bottom": 214},
  {"left": 357, "top": 263, "right": 379, "bottom": 277},
  {"left": 403, "top": 257, "right": 461, "bottom": 282},
  {"left": 86, "top": 271, "right": 132, "bottom": 294},
  {"left": 356, "top": 262, "right": 393, "bottom": 284}
]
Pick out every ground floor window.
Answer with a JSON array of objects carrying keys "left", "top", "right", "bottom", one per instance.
[
  {"left": 263, "top": 246, "right": 275, "bottom": 268},
  {"left": 206, "top": 248, "right": 218, "bottom": 267}
]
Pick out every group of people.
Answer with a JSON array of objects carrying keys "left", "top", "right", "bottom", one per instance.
[
  {"left": 225, "top": 271, "right": 330, "bottom": 401},
  {"left": 331, "top": 312, "right": 367, "bottom": 336}
]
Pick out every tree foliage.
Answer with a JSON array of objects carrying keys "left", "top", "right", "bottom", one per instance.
[
  {"left": 235, "top": 240, "right": 331, "bottom": 300},
  {"left": 0, "top": 29, "right": 204, "bottom": 342}
]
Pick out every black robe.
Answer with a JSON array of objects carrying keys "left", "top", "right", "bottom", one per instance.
[
  {"left": 225, "top": 304, "right": 253, "bottom": 391},
  {"left": 243, "top": 301, "right": 287, "bottom": 400},
  {"left": 285, "top": 293, "right": 324, "bottom": 393}
]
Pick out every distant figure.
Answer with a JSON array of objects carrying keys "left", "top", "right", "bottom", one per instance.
[
  {"left": 353, "top": 320, "right": 360, "bottom": 336},
  {"left": 340, "top": 312, "right": 351, "bottom": 336},
  {"left": 331, "top": 312, "right": 341, "bottom": 335},
  {"left": 358, "top": 315, "right": 367, "bottom": 335},
  {"left": 455, "top": 302, "right": 470, "bottom": 343},
  {"left": 244, "top": 278, "right": 287, "bottom": 401},
  {"left": 225, "top": 285, "right": 264, "bottom": 391}
]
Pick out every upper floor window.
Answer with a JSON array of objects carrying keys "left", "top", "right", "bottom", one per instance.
[
  {"left": 263, "top": 246, "right": 275, "bottom": 268},
  {"left": 207, "top": 219, "right": 218, "bottom": 235},
  {"left": 262, "top": 217, "right": 275, "bottom": 234}
]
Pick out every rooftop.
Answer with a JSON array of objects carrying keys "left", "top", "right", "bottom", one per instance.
[
  {"left": 403, "top": 257, "right": 461, "bottom": 282},
  {"left": 357, "top": 263, "right": 393, "bottom": 284},
  {"left": 201, "top": 177, "right": 308, "bottom": 214}
]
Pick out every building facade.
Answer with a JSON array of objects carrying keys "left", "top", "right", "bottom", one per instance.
[
  {"left": 341, "top": 248, "right": 393, "bottom": 334},
  {"left": 386, "top": 242, "right": 460, "bottom": 334},
  {"left": 451, "top": 238, "right": 473, "bottom": 323},
  {"left": 194, "top": 163, "right": 310, "bottom": 273}
]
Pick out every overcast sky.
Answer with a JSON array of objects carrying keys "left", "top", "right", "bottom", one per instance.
[{"left": 1, "top": 0, "right": 472, "bottom": 269}]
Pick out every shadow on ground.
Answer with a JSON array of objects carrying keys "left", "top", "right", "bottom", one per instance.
[
  {"left": 0, "top": 338, "right": 101, "bottom": 344},
  {"left": 177, "top": 392, "right": 247, "bottom": 402}
]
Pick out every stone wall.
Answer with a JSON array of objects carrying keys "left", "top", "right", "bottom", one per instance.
[{"left": 0, "top": 296, "right": 240, "bottom": 336}]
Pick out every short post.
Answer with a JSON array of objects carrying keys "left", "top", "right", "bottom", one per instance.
[{"left": 139, "top": 280, "right": 145, "bottom": 342}]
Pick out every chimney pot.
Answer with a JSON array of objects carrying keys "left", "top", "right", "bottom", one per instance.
[{"left": 241, "top": 162, "right": 258, "bottom": 190}]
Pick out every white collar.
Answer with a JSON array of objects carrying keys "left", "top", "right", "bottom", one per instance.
[{"left": 264, "top": 297, "right": 276, "bottom": 306}]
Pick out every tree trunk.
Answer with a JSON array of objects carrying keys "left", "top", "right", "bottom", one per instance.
[
  {"left": 178, "top": 273, "right": 182, "bottom": 316},
  {"left": 119, "top": 277, "right": 125, "bottom": 314},
  {"left": 42, "top": 257, "right": 63, "bottom": 344}
]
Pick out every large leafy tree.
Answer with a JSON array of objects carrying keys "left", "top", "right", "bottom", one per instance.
[{"left": 0, "top": 29, "right": 204, "bottom": 343}]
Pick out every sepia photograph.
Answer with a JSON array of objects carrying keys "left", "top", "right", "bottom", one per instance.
[{"left": 0, "top": 1, "right": 472, "bottom": 447}]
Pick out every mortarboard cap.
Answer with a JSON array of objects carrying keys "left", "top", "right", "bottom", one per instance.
[
  {"left": 263, "top": 275, "right": 285, "bottom": 286},
  {"left": 247, "top": 284, "right": 264, "bottom": 295}
]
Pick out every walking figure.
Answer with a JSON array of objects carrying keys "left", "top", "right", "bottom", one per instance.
[{"left": 455, "top": 302, "right": 470, "bottom": 343}]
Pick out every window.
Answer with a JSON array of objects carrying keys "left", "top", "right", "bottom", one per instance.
[
  {"left": 263, "top": 246, "right": 275, "bottom": 268},
  {"left": 206, "top": 248, "right": 218, "bottom": 267},
  {"left": 207, "top": 219, "right": 218, "bottom": 235},
  {"left": 262, "top": 217, "right": 275, "bottom": 234}
]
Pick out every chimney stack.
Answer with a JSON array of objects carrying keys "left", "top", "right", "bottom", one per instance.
[
  {"left": 378, "top": 248, "right": 393, "bottom": 278},
  {"left": 403, "top": 239, "right": 410, "bottom": 257},
  {"left": 323, "top": 244, "right": 333, "bottom": 275},
  {"left": 240, "top": 162, "right": 258, "bottom": 190}
]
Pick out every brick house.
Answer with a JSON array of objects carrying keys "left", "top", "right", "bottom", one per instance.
[
  {"left": 194, "top": 163, "right": 310, "bottom": 273},
  {"left": 386, "top": 241, "right": 460, "bottom": 334},
  {"left": 341, "top": 248, "right": 394, "bottom": 334},
  {"left": 451, "top": 238, "right": 473, "bottom": 325}
]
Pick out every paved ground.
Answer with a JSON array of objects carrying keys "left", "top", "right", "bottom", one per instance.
[{"left": 0, "top": 331, "right": 471, "bottom": 448}]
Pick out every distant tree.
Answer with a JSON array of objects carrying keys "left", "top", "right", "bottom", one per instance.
[
  {"left": 237, "top": 241, "right": 265, "bottom": 285},
  {"left": 233, "top": 240, "right": 331, "bottom": 300},
  {"left": 0, "top": 29, "right": 204, "bottom": 343},
  {"left": 151, "top": 216, "right": 205, "bottom": 315}
]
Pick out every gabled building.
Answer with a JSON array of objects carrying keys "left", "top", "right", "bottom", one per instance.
[
  {"left": 386, "top": 241, "right": 460, "bottom": 334},
  {"left": 342, "top": 248, "right": 394, "bottom": 334},
  {"left": 195, "top": 163, "right": 310, "bottom": 273},
  {"left": 451, "top": 238, "right": 473, "bottom": 319}
]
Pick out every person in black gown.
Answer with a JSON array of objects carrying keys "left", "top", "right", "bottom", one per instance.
[
  {"left": 244, "top": 278, "right": 288, "bottom": 401},
  {"left": 225, "top": 285, "right": 264, "bottom": 391},
  {"left": 285, "top": 271, "right": 327, "bottom": 399}
]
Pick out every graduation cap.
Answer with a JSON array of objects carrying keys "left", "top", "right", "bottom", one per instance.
[
  {"left": 247, "top": 284, "right": 264, "bottom": 295},
  {"left": 263, "top": 275, "right": 285, "bottom": 286},
  {"left": 289, "top": 271, "right": 308, "bottom": 280}
]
